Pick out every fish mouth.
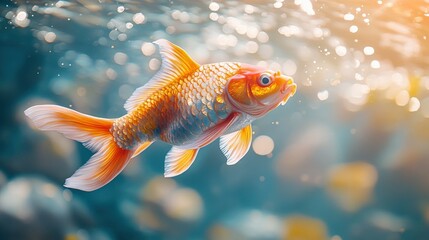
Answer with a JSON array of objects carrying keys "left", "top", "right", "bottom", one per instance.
[{"left": 280, "top": 82, "right": 297, "bottom": 105}]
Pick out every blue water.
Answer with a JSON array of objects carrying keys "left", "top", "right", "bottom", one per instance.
[{"left": 1, "top": 0, "right": 429, "bottom": 239}]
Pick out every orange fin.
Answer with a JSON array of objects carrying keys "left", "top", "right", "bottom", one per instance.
[
  {"left": 220, "top": 124, "right": 252, "bottom": 165},
  {"left": 24, "top": 105, "right": 113, "bottom": 150},
  {"left": 24, "top": 105, "right": 135, "bottom": 191},
  {"left": 124, "top": 39, "right": 200, "bottom": 111},
  {"left": 164, "top": 147, "right": 199, "bottom": 177},
  {"left": 64, "top": 141, "right": 134, "bottom": 191},
  {"left": 131, "top": 141, "right": 152, "bottom": 158}
]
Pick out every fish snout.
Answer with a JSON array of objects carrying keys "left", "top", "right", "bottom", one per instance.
[
  {"left": 280, "top": 76, "right": 297, "bottom": 96},
  {"left": 279, "top": 76, "right": 297, "bottom": 105}
]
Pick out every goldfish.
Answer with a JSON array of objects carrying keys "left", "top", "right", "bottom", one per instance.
[{"left": 24, "top": 39, "right": 297, "bottom": 191}]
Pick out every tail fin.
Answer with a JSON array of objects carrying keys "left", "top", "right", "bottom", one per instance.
[{"left": 24, "top": 104, "right": 135, "bottom": 191}]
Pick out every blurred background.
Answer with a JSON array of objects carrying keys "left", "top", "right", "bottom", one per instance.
[{"left": 1, "top": 0, "right": 429, "bottom": 239}]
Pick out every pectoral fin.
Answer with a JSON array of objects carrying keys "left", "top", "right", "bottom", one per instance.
[
  {"left": 220, "top": 124, "right": 252, "bottom": 165},
  {"left": 164, "top": 147, "right": 199, "bottom": 177},
  {"left": 180, "top": 112, "right": 241, "bottom": 149}
]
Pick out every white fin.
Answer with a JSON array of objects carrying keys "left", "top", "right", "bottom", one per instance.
[
  {"left": 220, "top": 124, "right": 252, "bottom": 165},
  {"left": 164, "top": 147, "right": 199, "bottom": 177},
  {"left": 124, "top": 39, "right": 200, "bottom": 111},
  {"left": 64, "top": 140, "right": 135, "bottom": 191}
]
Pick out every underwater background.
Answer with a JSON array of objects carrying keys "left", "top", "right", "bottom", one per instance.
[{"left": 1, "top": 0, "right": 429, "bottom": 239}]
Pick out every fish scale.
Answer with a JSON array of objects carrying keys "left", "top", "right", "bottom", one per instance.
[{"left": 111, "top": 62, "right": 241, "bottom": 149}]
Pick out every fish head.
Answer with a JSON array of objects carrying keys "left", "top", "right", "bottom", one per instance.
[{"left": 226, "top": 64, "right": 297, "bottom": 117}]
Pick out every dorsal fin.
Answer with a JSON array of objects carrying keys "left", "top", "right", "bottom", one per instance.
[{"left": 124, "top": 39, "right": 200, "bottom": 111}]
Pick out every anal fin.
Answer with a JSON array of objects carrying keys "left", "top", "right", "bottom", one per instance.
[{"left": 164, "top": 147, "right": 199, "bottom": 177}]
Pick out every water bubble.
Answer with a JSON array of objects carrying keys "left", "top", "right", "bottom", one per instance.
[
  {"left": 44, "top": 32, "right": 56, "bottom": 43},
  {"left": 252, "top": 135, "right": 274, "bottom": 156},
  {"left": 246, "top": 26, "right": 259, "bottom": 39},
  {"left": 370, "top": 60, "right": 381, "bottom": 69},
  {"left": 209, "top": 12, "right": 219, "bottom": 21},
  {"left": 236, "top": 24, "right": 247, "bottom": 35},
  {"left": 408, "top": 97, "right": 420, "bottom": 112},
  {"left": 244, "top": 5, "right": 255, "bottom": 14},
  {"left": 117, "top": 33, "right": 127, "bottom": 41},
  {"left": 363, "top": 46, "right": 374, "bottom": 55},
  {"left": 335, "top": 46, "right": 347, "bottom": 56},
  {"left": 141, "top": 42, "right": 156, "bottom": 56},
  {"left": 273, "top": 1, "right": 283, "bottom": 9},
  {"left": 349, "top": 25, "right": 358, "bottom": 33},
  {"left": 245, "top": 41, "right": 259, "bottom": 54},
  {"left": 171, "top": 10, "right": 181, "bottom": 20},
  {"left": 355, "top": 73, "right": 364, "bottom": 81},
  {"left": 133, "top": 13, "right": 145, "bottom": 24},
  {"left": 125, "top": 22, "right": 133, "bottom": 29},
  {"left": 317, "top": 90, "right": 329, "bottom": 101},
  {"left": 109, "top": 30, "right": 119, "bottom": 40},
  {"left": 166, "top": 26, "right": 175, "bottom": 34},
  {"left": 395, "top": 90, "right": 409, "bottom": 106},
  {"left": 14, "top": 10, "right": 30, "bottom": 27},
  {"left": 106, "top": 68, "right": 117, "bottom": 80},
  {"left": 296, "top": 0, "right": 315, "bottom": 15},
  {"left": 16, "top": 11, "right": 27, "bottom": 21},
  {"left": 113, "top": 52, "right": 127, "bottom": 65},
  {"left": 179, "top": 12, "right": 190, "bottom": 23},
  {"left": 209, "top": 2, "right": 220, "bottom": 12},
  {"left": 257, "top": 31, "right": 269, "bottom": 43},
  {"left": 344, "top": 13, "right": 354, "bottom": 21},
  {"left": 149, "top": 58, "right": 161, "bottom": 71},
  {"left": 117, "top": 6, "right": 125, "bottom": 13}
]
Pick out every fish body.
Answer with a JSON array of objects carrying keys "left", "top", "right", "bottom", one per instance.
[
  {"left": 112, "top": 62, "right": 241, "bottom": 149},
  {"left": 24, "top": 39, "right": 297, "bottom": 191}
]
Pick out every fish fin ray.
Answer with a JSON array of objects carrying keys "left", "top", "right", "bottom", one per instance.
[
  {"left": 131, "top": 141, "right": 152, "bottom": 158},
  {"left": 164, "top": 147, "right": 199, "bottom": 177},
  {"left": 24, "top": 105, "right": 114, "bottom": 151},
  {"left": 124, "top": 39, "right": 200, "bottom": 111},
  {"left": 64, "top": 141, "right": 135, "bottom": 191},
  {"left": 220, "top": 124, "right": 252, "bottom": 165},
  {"left": 180, "top": 113, "right": 241, "bottom": 149},
  {"left": 24, "top": 105, "right": 135, "bottom": 191}
]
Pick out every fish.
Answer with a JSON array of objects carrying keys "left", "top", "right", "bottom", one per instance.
[{"left": 24, "top": 39, "right": 297, "bottom": 191}]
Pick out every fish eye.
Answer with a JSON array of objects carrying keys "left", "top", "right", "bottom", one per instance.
[{"left": 258, "top": 74, "right": 272, "bottom": 86}]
